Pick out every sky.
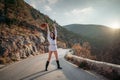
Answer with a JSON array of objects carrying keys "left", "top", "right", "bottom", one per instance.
[{"left": 24, "top": 0, "right": 120, "bottom": 28}]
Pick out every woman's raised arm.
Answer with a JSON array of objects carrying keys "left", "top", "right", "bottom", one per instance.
[
  {"left": 47, "top": 23, "right": 50, "bottom": 39},
  {"left": 53, "top": 23, "right": 57, "bottom": 37}
]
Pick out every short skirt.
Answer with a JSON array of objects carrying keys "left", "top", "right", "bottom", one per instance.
[{"left": 49, "top": 44, "right": 57, "bottom": 51}]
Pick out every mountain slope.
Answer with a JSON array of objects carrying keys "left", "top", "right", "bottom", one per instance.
[
  {"left": 64, "top": 24, "right": 119, "bottom": 49},
  {"left": 0, "top": 0, "right": 82, "bottom": 63},
  {"left": 64, "top": 24, "right": 120, "bottom": 64}
]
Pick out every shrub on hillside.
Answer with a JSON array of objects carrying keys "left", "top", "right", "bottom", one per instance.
[{"left": 72, "top": 42, "right": 96, "bottom": 60}]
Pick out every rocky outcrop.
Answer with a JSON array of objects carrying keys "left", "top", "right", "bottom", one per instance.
[{"left": 0, "top": 25, "right": 46, "bottom": 63}]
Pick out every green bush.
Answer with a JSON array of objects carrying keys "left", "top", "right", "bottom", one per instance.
[
  {"left": 79, "top": 61, "right": 89, "bottom": 69},
  {"left": 5, "top": 0, "right": 15, "bottom": 4}
]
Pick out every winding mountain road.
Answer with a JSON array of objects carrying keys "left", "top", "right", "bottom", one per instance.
[{"left": 0, "top": 49, "right": 107, "bottom": 80}]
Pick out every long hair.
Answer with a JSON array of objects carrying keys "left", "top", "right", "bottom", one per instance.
[{"left": 50, "top": 32, "right": 55, "bottom": 40}]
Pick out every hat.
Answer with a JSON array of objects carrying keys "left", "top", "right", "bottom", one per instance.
[
  {"left": 40, "top": 23, "right": 47, "bottom": 28},
  {"left": 40, "top": 23, "right": 47, "bottom": 30}
]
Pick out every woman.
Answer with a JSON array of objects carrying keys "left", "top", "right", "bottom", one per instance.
[{"left": 45, "top": 23, "right": 62, "bottom": 71}]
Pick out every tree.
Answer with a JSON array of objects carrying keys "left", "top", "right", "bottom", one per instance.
[{"left": 72, "top": 42, "right": 96, "bottom": 60}]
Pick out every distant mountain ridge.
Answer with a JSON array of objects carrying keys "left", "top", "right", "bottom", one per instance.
[
  {"left": 64, "top": 24, "right": 115, "bottom": 37},
  {"left": 64, "top": 24, "right": 119, "bottom": 49}
]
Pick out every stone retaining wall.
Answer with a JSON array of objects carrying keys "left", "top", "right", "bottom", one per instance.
[{"left": 65, "top": 50, "right": 120, "bottom": 80}]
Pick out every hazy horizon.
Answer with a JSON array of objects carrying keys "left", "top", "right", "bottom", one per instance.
[{"left": 25, "top": 0, "right": 120, "bottom": 29}]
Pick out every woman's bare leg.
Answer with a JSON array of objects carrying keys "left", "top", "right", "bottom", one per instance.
[
  {"left": 54, "top": 51, "right": 58, "bottom": 60},
  {"left": 45, "top": 51, "right": 52, "bottom": 71},
  {"left": 48, "top": 51, "right": 52, "bottom": 61},
  {"left": 54, "top": 51, "right": 62, "bottom": 69}
]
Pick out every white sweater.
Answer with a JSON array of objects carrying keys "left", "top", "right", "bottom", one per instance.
[{"left": 47, "top": 26, "right": 57, "bottom": 45}]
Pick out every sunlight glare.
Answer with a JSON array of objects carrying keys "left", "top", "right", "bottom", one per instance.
[{"left": 109, "top": 21, "right": 120, "bottom": 29}]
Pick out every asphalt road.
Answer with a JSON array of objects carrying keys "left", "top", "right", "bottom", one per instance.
[{"left": 0, "top": 49, "right": 108, "bottom": 80}]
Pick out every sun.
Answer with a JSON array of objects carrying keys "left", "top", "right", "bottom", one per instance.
[{"left": 109, "top": 22, "right": 120, "bottom": 29}]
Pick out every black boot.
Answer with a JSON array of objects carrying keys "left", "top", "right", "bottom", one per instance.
[
  {"left": 45, "top": 61, "right": 49, "bottom": 71},
  {"left": 56, "top": 60, "right": 62, "bottom": 69}
]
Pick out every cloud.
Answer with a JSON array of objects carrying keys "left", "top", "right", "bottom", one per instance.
[
  {"left": 63, "top": 7, "right": 95, "bottom": 24},
  {"left": 31, "top": 4, "right": 37, "bottom": 8},
  {"left": 71, "top": 7, "right": 94, "bottom": 15},
  {"left": 44, "top": 5, "right": 52, "bottom": 11},
  {"left": 25, "top": 0, "right": 46, "bottom": 9},
  {"left": 65, "top": 7, "right": 94, "bottom": 16},
  {"left": 47, "top": 0, "right": 58, "bottom": 5},
  {"left": 40, "top": 0, "right": 46, "bottom": 3},
  {"left": 64, "top": 7, "right": 95, "bottom": 20}
]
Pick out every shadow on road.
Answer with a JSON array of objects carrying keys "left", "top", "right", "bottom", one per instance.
[
  {"left": 51, "top": 58, "right": 106, "bottom": 80},
  {"left": 20, "top": 69, "right": 57, "bottom": 80},
  {"left": 20, "top": 57, "right": 106, "bottom": 80}
]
